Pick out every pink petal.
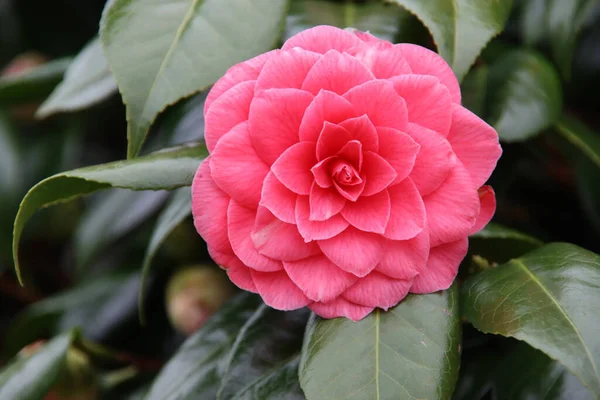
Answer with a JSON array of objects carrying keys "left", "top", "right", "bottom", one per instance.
[
  {"left": 282, "top": 25, "right": 362, "bottom": 54},
  {"left": 248, "top": 88, "right": 315, "bottom": 165},
  {"left": 396, "top": 43, "right": 461, "bottom": 104},
  {"left": 271, "top": 142, "right": 317, "bottom": 195},
  {"left": 336, "top": 140, "right": 363, "bottom": 170},
  {"left": 192, "top": 158, "right": 231, "bottom": 254},
  {"left": 250, "top": 269, "right": 310, "bottom": 310},
  {"left": 339, "top": 115, "right": 379, "bottom": 153},
  {"left": 424, "top": 163, "right": 480, "bottom": 247},
  {"left": 334, "top": 179, "right": 366, "bottom": 202},
  {"left": 377, "top": 229, "right": 430, "bottom": 280},
  {"left": 210, "top": 122, "right": 269, "bottom": 209},
  {"left": 284, "top": 255, "right": 358, "bottom": 302},
  {"left": 302, "top": 50, "right": 375, "bottom": 96},
  {"left": 361, "top": 151, "right": 397, "bottom": 196},
  {"left": 318, "top": 227, "right": 385, "bottom": 277},
  {"left": 384, "top": 178, "right": 426, "bottom": 240},
  {"left": 407, "top": 123, "right": 456, "bottom": 196},
  {"left": 349, "top": 29, "right": 389, "bottom": 45},
  {"left": 341, "top": 190, "right": 391, "bottom": 234},
  {"left": 255, "top": 48, "right": 320, "bottom": 91},
  {"left": 296, "top": 196, "right": 349, "bottom": 241},
  {"left": 299, "top": 90, "right": 356, "bottom": 142},
  {"left": 205, "top": 50, "right": 275, "bottom": 114},
  {"left": 225, "top": 257, "right": 258, "bottom": 293},
  {"left": 227, "top": 200, "right": 282, "bottom": 272},
  {"left": 377, "top": 127, "right": 420, "bottom": 184},
  {"left": 311, "top": 157, "right": 334, "bottom": 188},
  {"left": 470, "top": 186, "right": 496, "bottom": 235},
  {"left": 309, "top": 183, "right": 346, "bottom": 221},
  {"left": 343, "top": 79, "right": 408, "bottom": 131},
  {"left": 251, "top": 207, "right": 319, "bottom": 261},
  {"left": 447, "top": 104, "right": 502, "bottom": 187},
  {"left": 350, "top": 42, "right": 412, "bottom": 79},
  {"left": 259, "top": 172, "right": 297, "bottom": 224},
  {"left": 410, "top": 238, "right": 468, "bottom": 293},
  {"left": 391, "top": 74, "right": 452, "bottom": 136},
  {"left": 205, "top": 80, "right": 255, "bottom": 152},
  {"left": 207, "top": 246, "right": 237, "bottom": 268},
  {"left": 342, "top": 271, "right": 411, "bottom": 309},
  {"left": 316, "top": 122, "right": 352, "bottom": 161},
  {"left": 308, "top": 297, "right": 374, "bottom": 321}
]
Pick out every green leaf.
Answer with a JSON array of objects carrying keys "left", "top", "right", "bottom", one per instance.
[
  {"left": 100, "top": 0, "right": 288, "bottom": 159},
  {"left": 232, "top": 357, "right": 304, "bottom": 400},
  {"left": 285, "top": 0, "right": 404, "bottom": 42},
  {"left": 387, "top": 0, "right": 514, "bottom": 81},
  {"left": 12, "top": 142, "right": 207, "bottom": 284},
  {"left": 0, "top": 331, "right": 74, "bottom": 400},
  {"left": 74, "top": 189, "right": 168, "bottom": 269},
  {"left": 462, "top": 243, "right": 600, "bottom": 395},
  {"left": 469, "top": 222, "right": 543, "bottom": 264},
  {"left": 555, "top": 115, "right": 600, "bottom": 169},
  {"left": 217, "top": 306, "right": 308, "bottom": 400},
  {"left": 299, "top": 285, "right": 461, "bottom": 400},
  {"left": 488, "top": 50, "right": 562, "bottom": 142},
  {"left": 460, "top": 66, "right": 488, "bottom": 117},
  {"left": 0, "top": 58, "right": 70, "bottom": 106},
  {"left": 144, "top": 293, "right": 263, "bottom": 400},
  {"left": 520, "top": 0, "right": 546, "bottom": 46},
  {"left": 139, "top": 187, "right": 192, "bottom": 323},
  {"left": 36, "top": 37, "right": 118, "bottom": 118}
]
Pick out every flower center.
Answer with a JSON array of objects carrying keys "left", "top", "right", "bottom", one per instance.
[{"left": 331, "top": 160, "right": 362, "bottom": 187}]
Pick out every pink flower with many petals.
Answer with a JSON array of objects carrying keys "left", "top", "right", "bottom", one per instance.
[{"left": 192, "top": 26, "right": 501, "bottom": 321}]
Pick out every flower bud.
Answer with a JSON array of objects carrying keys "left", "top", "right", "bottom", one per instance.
[{"left": 166, "top": 266, "right": 236, "bottom": 335}]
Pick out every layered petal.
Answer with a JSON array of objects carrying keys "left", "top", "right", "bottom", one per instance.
[
  {"left": 377, "top": 127, "right": 420, "bottom": 184},
  {"left": 341, "top": 190, "right": 391, "bottom": 234},
  {"left": 349, "top": 42, "right": 412, "bottom": 79},
  {"left": 271, "top": 142, "right": 317, "bottom": 195},
  {"left": 205, "top": 80, "right": 255, "bottom": 152},
  {"left": 302, "top": 50, "right": 375, "bottom": 96},
  {"left": 205, "top": 50, "right": 274, "bottom": 113},
  {"left": 296, "top": 196, "right": 349, "bottom": 241},
  {"left": 251, "top": 269, "right": 310, "bottom": 310},
  {"left": 377, "top": 229, "right": 430, "bottom": 280},
  {"left": 318, "top": 227, "right": 385, "bottom": 277},
  {"left": 299, "top": 90, "right": 356, "bottom": 142},
  {"left": 470, "top": 186, "right": 496, "bottom": 234},
  {"left": 282, "top": 25, "right": 362, "bottom": 54},
  {"left": 284, "top": 255, "right": 358, "bottom": 302},
  {"left": 255, "top": 48, "right": 320, "bottom": 91},
  {"left": 227, "top": 201, "right": 282, "bottom": 272},
  {"left": 316, "top": 122, "right": 352, "bottom": 161},
  {"left": 410, "top": 238, "right": 469, "bottom": 293},
  {"left": 249, "top": 88, "right": 315, "bottom": 165},
  {"left": 339, "top": 115, "right": 378, "bottom": 153},
  {"left": 384, "top": 178, "right": 426, "bottom": 240},
  {"left": 391, "top": 74, "right": 452, "bottom": 135},
  {"left": 447, "top": 104, "right": 502, "bottom": 187},
  {"left": 361, "top": 151, "right": 397, "bottom": 196},
  {"left": 252, "top": 207, "right": 319, "bottom": 261},
  {"left": 424, "top": 163, "right": 480, "bottom": 247},
  {"left": 210, "top": 122, "right": 269, "bottom": 208},
  {"left": 342, "top": 271, "right": 411, "bottom": 309},
  {"left": 343, "top": 79, "right": 408, "bottom": 131},
  {"left": 396, "top": 43, "right": 461, "bottom": 104},
  {"left": 259, "top": 171, "right": 297, "bottom": 224},
  {"left": 191, "top": 158, "right": 230, "bottom": 254},
  {"left": 309, "top": 184, "right": 346, "bottom": 221},
  {"left": 311, "top": 157, "right": 334, "bottom": 188},
  {"left": 309, "top": 297, "right": 373, "bottom": 321},
  {"left": 407, "top": 123, "right": 456, "bottom": 196},
  {"left": 336, "top": 140, "right": 363, "bottom": 170},
  {"left": 224, "top": 257, "right": 257, "bottom": 293}
]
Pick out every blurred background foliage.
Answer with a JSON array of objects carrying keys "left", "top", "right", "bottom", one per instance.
[{"left": 0, "top": 0, "right": 599, "bottom": 399}]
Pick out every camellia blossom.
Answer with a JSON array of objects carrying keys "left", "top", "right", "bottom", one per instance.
[{"left": 192, "top": 25, "right": 501, "bottom": 321}]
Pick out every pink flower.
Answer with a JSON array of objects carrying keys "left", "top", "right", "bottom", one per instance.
[{"left": 192, "top": 26, "right": 501, "bottom": 321}]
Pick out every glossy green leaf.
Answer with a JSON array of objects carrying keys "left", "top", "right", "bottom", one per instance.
[
  {"left": 469, "top": 222, "right": 543, "bottom": 264},
  {"left": 0, "top": 331, "right": 74, "bottom": 400},
  {"left": 0, "top": 58, "right": 70, "bottom": 106},
  {"left": 488, "top": 50, "right": 562, "bottom": 142},
  {"left": 387, "top": 0, "right": 513, "bottom": 81},
  {"left": 12, "top": 142, "right": 207, "bottom": 284},
  {"left": 460, "top": 66, "right": 488, "bottom": 117},
  {"left": 285, "top": 0, "right": 404, "bottom": 42},
  {"left": 462, "top": 243, "right": 600, "bottom": 395},
  {"left": 218, "top": 305, "right": 308, "bottom": 400},
  {"left": 144, "top": 293, "right": 263, "bottom": 400},
  {"left": 139, "top": 187, "right": 192, "bottom": 323},
  {"left": 555, "top": 115, "right": 600, "bottom": 169},
  {"left": 232, "top": 357, "right": 304, "bottom": 400},
  {"left": 300, "top": 285, "right": 461, "bottom": 400},
  {"left": 100, "top": 0, "right": 288, "bottom": 159},
  {"left": 36, "top": 37, "right": 117, "bottom": 118},
  {"left": 520, "top": 0, "right": 546, "bottom": 46}
]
